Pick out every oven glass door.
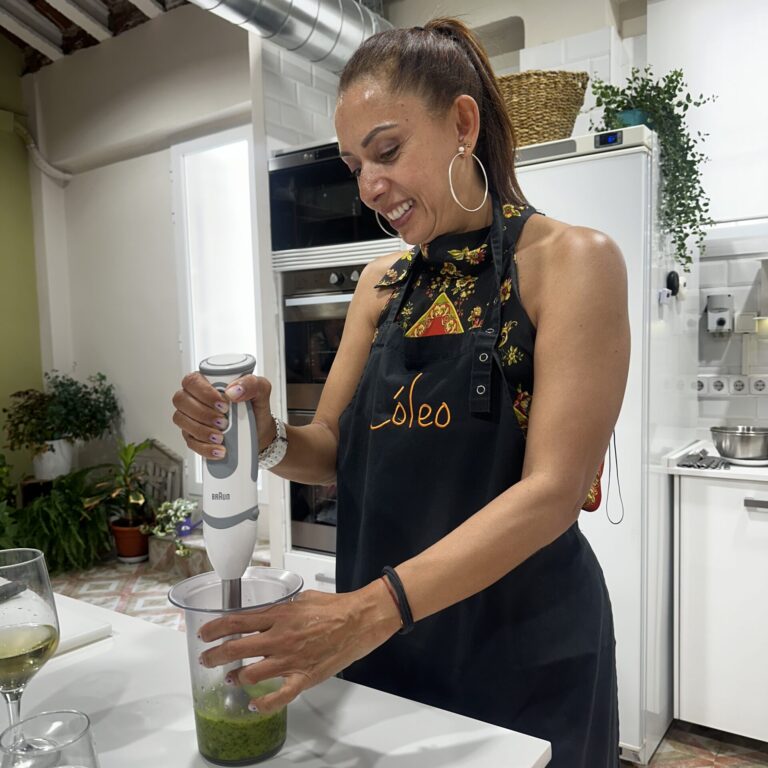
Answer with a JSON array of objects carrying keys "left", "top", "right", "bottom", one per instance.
[
  {"left": 287, "top": 410, "right": 338, "bottom": 554},
  {"left": 284, "top": 294, "right": 350, "bottom": 411},
  {"left": 285, "top": 297, "right": 351, "bottom": 554},
  {"left": 269, "top": 156, "right": 382, "bottom": 251}
]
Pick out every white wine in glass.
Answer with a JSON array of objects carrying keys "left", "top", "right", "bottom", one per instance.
[{"left": 0, "top": 549, "right": 60, "bottom": 734}]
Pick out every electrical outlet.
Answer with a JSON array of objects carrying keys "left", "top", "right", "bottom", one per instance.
[
  {"left": 710, "top": 376, "right": 729, "bottom": 395},
  {"left": 730, "top": 375, "right": 749, "bottom": 395},
  {"left": 749, "top": 374, "right": 768, "bottom": 395},
  {"left": 696, "top": 375, "right": 710, "bottom": 395}
]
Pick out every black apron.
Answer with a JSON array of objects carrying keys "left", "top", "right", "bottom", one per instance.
[{"left": 336, "top": 197, "right": 619, "bottom": 767}]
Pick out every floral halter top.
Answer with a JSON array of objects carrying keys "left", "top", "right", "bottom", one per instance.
[{"left": 373, "top": 202, "right": 603, "bottom": 511}]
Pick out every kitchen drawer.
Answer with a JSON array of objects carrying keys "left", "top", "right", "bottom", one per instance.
[
  {"left": 677, "top": 476, "right": 768, "bottom": 742},
  {"left": 284, "top": 550, "right": 337, "bottom": 594}
]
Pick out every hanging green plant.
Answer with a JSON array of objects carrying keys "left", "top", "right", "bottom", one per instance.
[{"left": 589, "top": 66, "right": 716, "bottom": 271}]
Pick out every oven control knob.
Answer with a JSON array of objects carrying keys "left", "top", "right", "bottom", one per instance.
[
  {"left": 350, "top": 270, "right": 361, "bottom": 282},
  {"left": 329, "top": 271, "right": 344, "bottom": 286}
]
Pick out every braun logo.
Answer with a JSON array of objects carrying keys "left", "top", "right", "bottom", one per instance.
[{"left": 211, "top": 492, "right": 230, "bottom": 501}]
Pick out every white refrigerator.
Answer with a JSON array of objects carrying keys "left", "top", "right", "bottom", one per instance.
[{"left": 516, "top": 127, "right": 699, "bottom": 764}]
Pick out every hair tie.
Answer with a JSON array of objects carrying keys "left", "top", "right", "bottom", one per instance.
[{"left": 381, "top": 566, "right": 415, "bottom": 635}]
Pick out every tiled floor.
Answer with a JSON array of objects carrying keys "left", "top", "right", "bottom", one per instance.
[
  {"left": 52, "top": 562, "right": 768, "bottom": 767},
  {"left": 52, "top": 560, "right": 185, "bottom": 631}
]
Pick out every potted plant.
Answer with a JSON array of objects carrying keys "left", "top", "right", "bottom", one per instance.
[
  {"left": 0, "top": 453, "right": 17, "bottom": 549},
  {"left": 589, "top": 66, "right": 716, "bottom": 271},
  {"left": 141, "top": 498, "right": 200, "bottom": 558},
  {"left": 84, "top": 439, "right": 154, "bottom": 563},
  {"left": 11, "top": 467, "right": 113, "bottom": 574},
  {"left": 2, "top": 371, "right": 121, "bottom": 480}
]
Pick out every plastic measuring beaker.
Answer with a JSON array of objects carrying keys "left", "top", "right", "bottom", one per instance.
[{"left": 168, "top": 567, "right": 303, "bottom": 765}]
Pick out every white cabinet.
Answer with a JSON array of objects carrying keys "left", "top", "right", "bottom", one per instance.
[
  {"left": 675, "top": 475, "right": 768, "bottom": 741},
  {"left": 283, "top": 550, "right": 337, "bottom": 594}
]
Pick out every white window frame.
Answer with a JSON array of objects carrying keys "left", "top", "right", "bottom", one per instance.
[{"left": 170, "top": 124, "right": 268, "bottom": 505}]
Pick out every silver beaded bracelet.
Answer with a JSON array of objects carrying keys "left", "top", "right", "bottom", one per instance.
[{"left": 258, "top": 416, "right": 288, "bottom": 469}]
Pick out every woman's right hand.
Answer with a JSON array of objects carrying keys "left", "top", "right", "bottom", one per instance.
[{"left": 172, "top": 372, "right": 275, "bottom": 460}]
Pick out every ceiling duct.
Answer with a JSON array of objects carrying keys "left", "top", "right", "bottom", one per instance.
[{"left": 188, "top": 0, "right": 392, "bottom": 73}]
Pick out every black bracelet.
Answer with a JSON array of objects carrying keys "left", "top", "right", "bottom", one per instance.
[{"left": 381, "top": 566, "right": 415, "bottom": 635}]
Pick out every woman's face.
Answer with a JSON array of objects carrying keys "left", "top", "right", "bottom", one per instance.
[{"left": 335, "top": 78, "right": 480, "bottom": 244}]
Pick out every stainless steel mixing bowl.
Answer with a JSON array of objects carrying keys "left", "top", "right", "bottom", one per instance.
[{"left": 711, "top": 426, "right": 768, "bottom": 460}]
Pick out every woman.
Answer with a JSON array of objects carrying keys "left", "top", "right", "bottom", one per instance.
[{"left": 172, "top": 18, "right": 629, "bottom": 767}]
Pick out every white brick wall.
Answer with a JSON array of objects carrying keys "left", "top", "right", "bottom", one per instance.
[
  {"left": 261, "top": 40, "right": 338, "bottom": 151},
  {"left": 508, "top": 27, "right": 646, "bottom": 139},
  {"left": 698, "top": 240, "right": 768, "bottom": 428}
]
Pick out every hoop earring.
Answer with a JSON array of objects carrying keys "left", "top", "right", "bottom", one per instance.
[
  {"left": 448, "top": 145, "right": 489, "bottom": 213},
  {"left": 375, "top": 210, "right": 399, "bottom": 239}
]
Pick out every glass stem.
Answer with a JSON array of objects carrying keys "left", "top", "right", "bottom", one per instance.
[{"left": 2, "top": 690, "right": 23, "bottom": 726}]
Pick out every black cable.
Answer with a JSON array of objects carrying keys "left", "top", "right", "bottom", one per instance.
[{"left": 606, "top": 430, "right": 625, "bottom": 525}]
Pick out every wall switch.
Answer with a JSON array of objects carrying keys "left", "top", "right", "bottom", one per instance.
[
  {"left": 729, "top": 375, "right": 748, "bottom": 395},
  {"left": 749, "top": 374, "right": 768, "bottom": 395},
  {"left": 735, "top": 312, "right": 758, "bottom": 334},
  {"left": 710, "top": 376, "right": 729, "bottom": 395}
]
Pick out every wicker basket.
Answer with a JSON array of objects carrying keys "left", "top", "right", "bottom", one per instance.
[{"left": 497, "top": 70, "right": 590, "bottom": 147}]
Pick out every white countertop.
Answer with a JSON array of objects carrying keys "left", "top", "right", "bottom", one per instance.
[
  {"left": 2, "top": 595, "right": 551, "bottom": 767},
  {"left": 665, "top": 440, "right": 768, "bottom": 483}
]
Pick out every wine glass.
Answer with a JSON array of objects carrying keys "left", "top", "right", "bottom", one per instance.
[
  {"left": 0, "top": 710, "right": 100, "bottom": 767},
  {"left": 0, "top": 549, "right": 60, "bottom": 736}
]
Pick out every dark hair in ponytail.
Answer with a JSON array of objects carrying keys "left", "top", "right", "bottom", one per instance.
[{"left": 338, "top": 17, "right": 527, "bottom": 207}]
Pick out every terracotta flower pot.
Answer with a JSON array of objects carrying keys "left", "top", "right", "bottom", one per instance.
[{"left": 110, "top": 520, "right": 149, "bottom": 563}]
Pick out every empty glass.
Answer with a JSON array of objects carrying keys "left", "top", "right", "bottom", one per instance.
[
  {"left": 0, "top": 710, "right": 100, "bottom": 767},
  {"left": 169, "top": 567, "right": 303, "bottom": 765}
]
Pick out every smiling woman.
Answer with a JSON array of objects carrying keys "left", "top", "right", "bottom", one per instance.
[{"left": 172, "top": 17, "right": 629, "bottom": 768}]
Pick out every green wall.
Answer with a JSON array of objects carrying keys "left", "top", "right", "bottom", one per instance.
[{"left": 0, "top": 37, "right": 42, "bottom": 480}]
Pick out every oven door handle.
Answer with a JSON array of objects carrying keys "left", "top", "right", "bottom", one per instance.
[
  {"left": 285, "top": 294, "right": 354, "bottom": 307},
  {"left": 284, "top": 293, "right": 354, "bottom": 321}
]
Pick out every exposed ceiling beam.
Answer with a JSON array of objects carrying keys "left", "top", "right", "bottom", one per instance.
[
  {"left": 124, "top": 0, "right": 164, "bottom": 20},
  {"left": 0, "top": 0, "right": 63, "bottom": 60},
  {"left": 43, "top": 0, "right": 111, "bottom": 41}
]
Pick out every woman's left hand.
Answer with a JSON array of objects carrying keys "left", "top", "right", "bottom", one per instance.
[{"left": 198, "top": 584, "right": 400, "bottom": 714}]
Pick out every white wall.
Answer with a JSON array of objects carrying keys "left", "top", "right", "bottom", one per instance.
[
  {"left": 697, "top": 222, "right": 768, "bottom": 429},
  {"left": 21, "top": 4, "right": 338, "bottom": 534},
  {"left": 64, "top": 150, "right": 181, "bottom": 449},
  {"left": 507, "top": 27, "right": 646, "bottom": 138},
  {"left": 23, "top": 6, "right": 251, "bottom": 173},
  {"left": 385, "top": 0, "right": 620, "bottom": 47},
  {"left": 647, "top": 0, "right": 768, "bottom": 223}
]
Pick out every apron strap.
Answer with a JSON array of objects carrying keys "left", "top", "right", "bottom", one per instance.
[
  {"left": 469, "top": 195, "right": 505, "bottom": 415},
  {"left": 381, "top": 247, "right": 420, "bottom": 328}
]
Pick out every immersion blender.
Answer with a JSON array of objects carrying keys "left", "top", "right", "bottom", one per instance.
[{"left": 199, "top": 353, "right": 260, "bottom": 614}]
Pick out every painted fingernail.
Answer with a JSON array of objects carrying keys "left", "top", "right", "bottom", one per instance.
[
  {"left": 227, "top": 385, "right": 244, "bottom": 399},
  {"left": 214, "top": 418, "right": 227, "bottom": 429},
  {"left": 248, "top": 702, "right": 260, "bottom": 713},
  {"left": 212, "top": 448, "right": 225, "bottom": 458},
  {"left": 215, "top": 401, "right": 229, "bottom": 413},
  {"left": 209, "top": 433, "right": 223, "bottom": 444}
]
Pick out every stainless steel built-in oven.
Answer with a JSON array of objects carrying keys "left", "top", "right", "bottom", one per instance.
[
  {"left": 269, "top": 141, "right": 384, "bottom": 252},
  {"left": 282, "top": 264, "right": 367, "bottom": 554},
  {"left": 271, "top": 140, "right": 404, "bottom": 556}
]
